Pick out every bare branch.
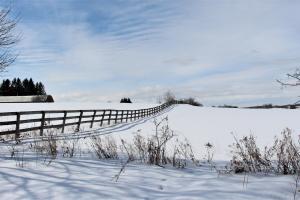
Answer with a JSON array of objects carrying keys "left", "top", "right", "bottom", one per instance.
[
  {"left": 276, "top": 79, "right": 300, "bottom": 87},
  {"left": 277, "top": 69, "right": 300, "bottom": 87},
  {"left": 0, "top": 7, "right": 19, "bottom": 72}
]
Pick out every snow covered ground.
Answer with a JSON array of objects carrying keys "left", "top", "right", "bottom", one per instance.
[
  {"left": 0, "top": 103, "right": 299, "bottom": 199},
  {"left": 0, "top": 157, "right": 295, "bottom": 200},
  {"left": 0, "top": 102, "right": 158, "bottom": 112}
]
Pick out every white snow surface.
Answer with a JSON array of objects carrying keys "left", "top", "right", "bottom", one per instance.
[
  {"left": 0, "top": 102, "right": 158, "bottom": 112},
  {"left": 0, "top": 103, "right": 299, "bottom": 199},
  {"left": 0, "top": 158, "right": 294, "bottom": 200}
]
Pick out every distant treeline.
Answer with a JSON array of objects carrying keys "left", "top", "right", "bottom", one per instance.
[
  {"left": 0, "top": 78, "right": 46, "bottom": 96},
  {"left": 212, "top": 103, "right": 300, "bottom": 109},
  {"left": 120, "top": 98, "right": 132, "bottom": 103},
  {"left": 245, "top": 103, "right": 299, "bottom": 109}
]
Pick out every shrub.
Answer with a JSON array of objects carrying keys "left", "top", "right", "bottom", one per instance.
[
  {"left": 178, "top": 98, "right": 203, "bottom": 107},
  {"left": 230, "top": 128, "right": 300, "bottom": 175},
  {"left": 44, "top": 130, "right": 58, "bottom": 161},
  {"left": 163, "top": 91, "right": 176, "bottom": 104},
  {"left": 273, "top": 129, "right": 300, "bottom": 175},
  {"left": 118, "top": 117, "right": 197, "bottom": 168},
  {"left": 172, "top": 138, "right": 197, "bottom": 168},
  {"left": 90, "top": 136, "right": 118, "bottom": 159},
  {"left": 61, "top": 138, "right": 79, "bottom": 158},
  {"left": 230, "top": 134, "right": 273, "bottom": 173}
]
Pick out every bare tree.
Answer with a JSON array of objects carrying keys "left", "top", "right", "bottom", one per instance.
[
  {"left": 277, "top": 68, "right": 300, "bottom": 87},
  {"left": 163, "top": 90, "right": 176, "bottom": 104},
  {"left": 0, "top": 7, "right": 19, "bottom": 72},
  {"left": 277, "top": 68, "right": 300, "bottom": 104}
]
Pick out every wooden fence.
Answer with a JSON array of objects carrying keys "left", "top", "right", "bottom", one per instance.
[{"left": 0, "top": 102, "right": 173, "bottom": 139}]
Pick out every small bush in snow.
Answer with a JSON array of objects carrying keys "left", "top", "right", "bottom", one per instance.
[
  {"left": 122, "top": 117, "right": 197, "bottom": 168},
  {"left": 273, "top": 128, "right": 300, "bottom": 175},
  {"left": 61, "top": 138, "right": 79, "bottom": 158},
  {"left": 230, "top": 134, "right": 273, "bottom": 173},
  {"left": 29, "top": 130, "right": 58, "bottom": 164},
  {"left": 7, "top": 142, "right": 27, "bottom": 167},
  {"left": 172, "top": 138, "right": 197, "bottom": 168},
  {"left": 147, "top": 117, "right": 174, "bottom": 166},
  {"left": 230, "top": 128, "right": 300, "bottom": 175},
  {"left": 132, "top": 132, "right": 147, "bottom": 163},
  {"left": 204, "top": 142, "right": 214, "bottom": 163},
  {"left": 90, "top": 135, "right": 118, "bottom": 159},
  {"left": 44, "top": 130, "right": 58, "bottom": 160}
]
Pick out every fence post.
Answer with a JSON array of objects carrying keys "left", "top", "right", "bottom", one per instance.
[
  {"left": 90, "top": 110, "right": 96, "bottom": 128},
  {"left": 108, "top": 110, "right": 112, "bottom": 125},
  {"left": 40, "top": 111, "right": 45, "bottom": 136},
  {"left": 15, "top": 112, "right": 20, "bottom": 140},
  {"left": 76, "top": 110, "right": 83, "bottom": 131},
  {"left": 120, "top": 110, "right": 124, "bottom": 122},
  {"left": 62, "top": 111, "right": 67, "bottom": 133},
  {"left": 126, "top": 110, "right": 129, "bottom": 122},
  {"left": 115, "top": 110, "right": 118, "bottom": 124},
  {"left": 100, "top": 110, "right": 106, "bottom": 126}
]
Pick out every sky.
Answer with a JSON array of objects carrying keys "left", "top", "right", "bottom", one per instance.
[{"left": 1, "top": 0, "right": 300, "bottom": 106}]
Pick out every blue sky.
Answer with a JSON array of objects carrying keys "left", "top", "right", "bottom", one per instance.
[{"left": 1, "top": 0, "right": 300, "bottom": 105}]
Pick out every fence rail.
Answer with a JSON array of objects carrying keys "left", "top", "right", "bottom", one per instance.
[{"left": 0, "top": 102, "right": 173, "bottom": 139}]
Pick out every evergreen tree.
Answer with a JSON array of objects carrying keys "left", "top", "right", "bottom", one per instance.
[
  {"left": 0, "top": 80, "right": 5, "bottom": 95},
  {"left": 22, "top": 78, "right": 29, "bottom": 95},
  {"left": 0, "top": 78, "right": 47, "bottom": 96},
  {"left": 28, "top": 78, "right": 36, "bottom": 95},
  {"left": 11, "top": 78, "right": 17, "bottom": 95},
  {"left": 34, "top": 82, "right": 46, "bottom": 95},
  {"left": 38, "top": 82, "right": 46, "bottom": 95},
  {"left": 2, "top": 79, "right": 11, "bottom": 96},
  {"left": 16, "top": 78, "right": 23, "bottom": 96}
]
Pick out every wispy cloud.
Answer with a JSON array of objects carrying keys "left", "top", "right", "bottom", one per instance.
[{"left": 2, "top": 0, "right": 300, "bottom": 105}]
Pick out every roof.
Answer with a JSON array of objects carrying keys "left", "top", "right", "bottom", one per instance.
[{"left": 0, "top": 95, "right": 54, "bottom": 103}]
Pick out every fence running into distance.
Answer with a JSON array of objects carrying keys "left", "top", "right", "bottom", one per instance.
[{"left": 0, "top": 102, "right": 173, "bottom": 139}]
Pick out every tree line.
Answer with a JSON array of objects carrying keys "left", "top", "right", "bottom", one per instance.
[
  {"left": 0, "top": 78, "right": 46, "bottom": 96},
  {"left": 120, "top": 98, "right": 132, "bottom": 103}
]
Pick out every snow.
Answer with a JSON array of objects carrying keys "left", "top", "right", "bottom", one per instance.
[
  {"left": 0, "top": 103, "right": 299, "bottom": 199},
  {"left": 0, "top": 102, "right": 158, "bottom": 112},
  {"left": 87, "top": 104, "right": 300, "bottom": 160},
  {"left": 0, "top": 158, "right": 294, "bottom": 200}
]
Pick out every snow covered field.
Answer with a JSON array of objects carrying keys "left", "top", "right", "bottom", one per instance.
[
  {"left": 0, "top": 103, "right": 300, "bottom": 199},
  {"left": 0, "top": 102, "right": 159, "bottom": 112},
  {"left": 0, "top": 158, "right": 294, "bottom": 200}
]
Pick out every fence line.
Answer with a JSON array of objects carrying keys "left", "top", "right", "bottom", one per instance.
[{"left": 0, "top": 102, "right": 174, "bottom": 139}]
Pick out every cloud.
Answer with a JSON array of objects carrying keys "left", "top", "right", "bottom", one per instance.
[{"left": 3, "top": 0, "right": 300, "bottom": 105}]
